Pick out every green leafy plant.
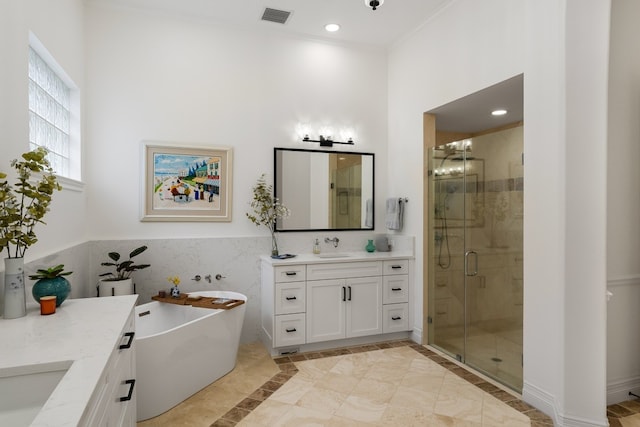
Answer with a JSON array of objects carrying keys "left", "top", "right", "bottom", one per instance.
[
  {"left": 28, "top": 264, "right": 73, "bottom": 280},
  {"left": 0, "top": 147, "right": 62, "bottom": 258},
  {"left": 246, "top": 174, "right": 290, "bottom": 256},
  {"left": 99, "top": 245, "right": 151, "bottom": 281}
]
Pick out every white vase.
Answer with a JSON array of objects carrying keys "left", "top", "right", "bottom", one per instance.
[
  {"left": 97, "top": 278, "right": 134, "bottom": 297},
  {"left": 4, "top": 257, "right": 26, "bottom": 319}
]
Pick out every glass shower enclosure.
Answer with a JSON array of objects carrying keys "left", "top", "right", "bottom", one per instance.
[{"left": 427, "top": 125, "right": 524, "bottom": 391}]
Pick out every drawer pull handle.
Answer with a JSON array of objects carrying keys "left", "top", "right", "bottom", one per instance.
[
  {"left": 119, "top": 332, "right": 135, "bottom": 350},
  {"left": 342, "top": 286, "right": 346, "bottom": 302},
  {"left": 138, "top": 310, "right": 151, "bottom": 317},
  {"left": 436, "top": 284, "right": 447, "bottom": 287},
  {"left": 436, "top": 311, "right": 447, "bottom": 315},
  {"left": 285, "top": 328, "right": 297, "bottom": 333},
  {"left": 120, "top": 379, "right": 136, "bottom": 402},
  {"left": 348, "top": 286, "right": 352, "bottom": 301},
  {"left": 391, "top": 265, "right": 403, "bottom": 269},
  {"left": 391, "top": 287, "right": 402, "bottom": 291},
  {"left": 392, "top": 316, "right": 402, "bottom": 320},
  {"left": 285, "top": 296, "right": 297, "bottom": 301},
  {"left": 285, "top": 271, "right": 297, "bottom": 276}
]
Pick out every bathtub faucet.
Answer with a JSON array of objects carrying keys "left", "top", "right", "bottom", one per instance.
[{"left": 324, "top": 237, "right": 340, "bottom": 248}]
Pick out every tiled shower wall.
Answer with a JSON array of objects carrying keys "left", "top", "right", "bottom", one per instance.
[{"left": 11, "top": 233, "right": 413, "bottom": 344}]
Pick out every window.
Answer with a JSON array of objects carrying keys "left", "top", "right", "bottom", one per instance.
[{"left": 28, "top": 36, "right": 81, "bottom": 183}]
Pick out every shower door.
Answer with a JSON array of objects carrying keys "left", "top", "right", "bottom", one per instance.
[{"left": 428, "top": 126, "right": 523, "bottom": 391}]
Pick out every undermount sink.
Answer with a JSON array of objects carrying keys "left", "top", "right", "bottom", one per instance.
[
  {"left": 0, "top": 361, "right": 72, "bottom": 426},
  {"left": 316, "top": 253, "right": 351, "bottom": 258}
]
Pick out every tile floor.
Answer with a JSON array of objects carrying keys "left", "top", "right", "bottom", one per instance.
[
  {"left": 138, "top": 340, "right": 554, "bottom": 426},
  {"left": 608, "top": 398, "right": 640, "bottom": 426}
]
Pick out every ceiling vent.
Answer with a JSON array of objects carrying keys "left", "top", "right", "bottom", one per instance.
[{"left": 261, "top": 8, "right": 291, "bottom": 25}]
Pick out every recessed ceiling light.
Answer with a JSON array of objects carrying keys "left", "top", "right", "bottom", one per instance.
[
  {"left": 491, "top": 109, "right": 508, "bottom": 116},
  {"left": 325, "top": 23, "right": 340, "bottom": 32}
]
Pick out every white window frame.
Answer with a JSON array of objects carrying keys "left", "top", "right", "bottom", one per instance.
[{"left": 28, "top": 33, "right": 83, "bottom": 190}]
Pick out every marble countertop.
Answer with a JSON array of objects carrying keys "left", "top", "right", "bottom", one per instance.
[
  {"left": 261, "top": 250, "right": 414, "bottom": 265},
  {"left": 0, "top": 295, "right": 138, "bottom": 426}
]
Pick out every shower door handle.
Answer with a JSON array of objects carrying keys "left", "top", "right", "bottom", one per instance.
[{"left": 465, "top": 250, "right": 478, "bottom": 276}]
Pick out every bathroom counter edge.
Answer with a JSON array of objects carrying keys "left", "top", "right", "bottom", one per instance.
[{"left": 0, "top": 295, "right": 138, "bottom": 426}]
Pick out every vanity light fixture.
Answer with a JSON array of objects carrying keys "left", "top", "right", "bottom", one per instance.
[
  {"left": 302, "top": 134, "right": 354, "bottom": 148},
  {"left": 491, "top": 109, "right": 508, "bottom": 116},
  {"left": 365, "top": 0, "right": 384, "bottom": 11},
  {"left": 325, "top": 23, "right": 340, "bottom": 32}
]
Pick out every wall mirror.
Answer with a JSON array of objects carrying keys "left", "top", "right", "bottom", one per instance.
[{"left": 274, "top": 148, "right": 375, "bottom": 231}]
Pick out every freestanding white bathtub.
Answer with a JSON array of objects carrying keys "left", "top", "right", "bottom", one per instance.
[{"left": 135, "top": 291, "right": 247, "bottom": 421}]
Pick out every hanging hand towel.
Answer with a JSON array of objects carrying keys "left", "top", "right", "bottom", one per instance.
[{"left": 385, "top": 198, "right": 404, "bottom": 231}]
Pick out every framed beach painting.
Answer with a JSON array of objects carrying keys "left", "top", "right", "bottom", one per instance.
[{"left": 141, "top": 142, "right": 233, "bottom": 222}]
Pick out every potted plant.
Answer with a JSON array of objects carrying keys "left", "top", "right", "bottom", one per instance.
[
  {"left": 98, "top": 245, "right": 150, "bottom": 297},
  {"left": 29, "top": 264, "right": 72, "bottom": 307},
  {"left": 246, "top": 173, "right": 290, "bottom": 257},
  {"left": 0, "top": 147, "right": 61, "bottom": 318}
]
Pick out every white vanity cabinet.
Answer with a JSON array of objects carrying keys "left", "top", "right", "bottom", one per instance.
[
  {"left": 81, "top": 307, "right": 137, "bottom": 426},
  {"left": 306, "top": 262, "right": 383, "bottom": 343},
  {"left": 261, "top": 254, "right": 413, "bottom": 355}
]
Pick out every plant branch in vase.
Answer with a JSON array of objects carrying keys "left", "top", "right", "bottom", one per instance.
[
  {"left": 246, "top": 174, "right": 290, "bottom": 257},
  {"left": 0, "top": 147, "right": 62, "bottom": 318}
]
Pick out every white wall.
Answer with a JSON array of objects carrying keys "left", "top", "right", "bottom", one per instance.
[
  {"left": 607, "top": 0, "right": 640, "bottom": 405},
  {"left": 84, "top": 4, "right": 388, "bottom": 240},
  {"left": 0, "top": 0, "right": 88, "bottom": 264},
  {"left": 389, "top": 0, "right": 610, "bottom": 424}
]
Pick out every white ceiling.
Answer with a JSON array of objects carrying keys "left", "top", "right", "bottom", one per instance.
[{"left": 86, "top": 0, "right": 452, "bottom": 48}]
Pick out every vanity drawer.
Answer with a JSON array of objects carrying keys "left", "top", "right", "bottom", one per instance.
[
  {"left": 383, "top": 260, "right": 409, "bottom": 275},
  {"left": 383, "top": 276, "right": 409, "bottom": 304},
  {"left": 274, "top": 265, "right": 306, "bottom": 283},
  {"left": 275, "top": 282, "right": 306, "bottom": 315},
  {"left": 274, "top": 314, "right": 306, "bottom": 347},
  {"left": 383, "top": 303, "right": 409, "bottom": 333},
  {"left": 306, "top": 261, "right": 382, "bottom": 281}
]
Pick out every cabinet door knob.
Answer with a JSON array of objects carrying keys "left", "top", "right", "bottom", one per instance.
[
  {"left": 285, "top": 328, "right": 297, "bottom": 333},
  {"left": 392, "top": 316, "right": 402, "bottom": 321},
  {"left": 119, "top": 332, "right": 135, "bottom": 350},
  {"left": 285, "top": 296, "right": 297, "bottom": 300},
  {"left": 119, "top": 379, "right": 136, "bottom": 402}
]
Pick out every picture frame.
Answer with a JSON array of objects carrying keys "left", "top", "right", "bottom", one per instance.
[{"left": 141, "top": 141, "right": 233, "bottom": 222}]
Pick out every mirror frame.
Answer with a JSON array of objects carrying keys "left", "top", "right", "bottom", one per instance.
[{"left": 273, "top": 147, "right": 375, "bottom": 232}]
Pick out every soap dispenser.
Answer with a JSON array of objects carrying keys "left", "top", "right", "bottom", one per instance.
[{"left": 313, "top": 238, "right": 321, "bottom": 254}]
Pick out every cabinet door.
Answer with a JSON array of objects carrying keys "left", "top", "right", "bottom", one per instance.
[
  {"left": 306, "top": 279, "right": 345, "bottom": 343},
  {"left": 346, "top": 276, "right": 383, "bottom": 338}
]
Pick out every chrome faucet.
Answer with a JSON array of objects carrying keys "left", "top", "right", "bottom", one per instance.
[{"left": 325, "top": 237, "right": 340, "bottom": 248}]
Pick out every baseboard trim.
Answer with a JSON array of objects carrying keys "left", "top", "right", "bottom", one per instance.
[
  {"left": 522, "top": 381, "right": 559, "bottom": 425},
  {"left": 523, "top": 381, "right": 609, "bottom": 426},
  {"left": 607, "top": 375, "right": 640, "bottom": 405},
  {"left": 411, "top": 327, "right": 423, "bottom": 345}
]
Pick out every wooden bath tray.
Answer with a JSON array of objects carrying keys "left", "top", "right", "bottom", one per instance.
[{"left": 151, "top": 294, "right": 245, "bottom": 310}]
